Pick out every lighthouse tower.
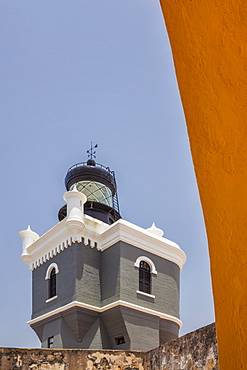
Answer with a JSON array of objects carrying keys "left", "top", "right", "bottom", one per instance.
[{"left": 20, "top": 150, "right": 186, "bottom": 351}]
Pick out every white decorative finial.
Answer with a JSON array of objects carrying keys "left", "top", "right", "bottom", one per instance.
[
  {"left": 146, "top": 222, "right": 164, "bottom": 237},
  {"left": 19, "top": 226, "right": 39, "bottom": 265},
  {"left": 63, "top": 187, "right": 87, "bottom": 235}
]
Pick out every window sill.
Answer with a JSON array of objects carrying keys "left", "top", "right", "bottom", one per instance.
[
  {"left": 136, "top": 290, "right": 155, "bottom": 299},
  {"left": 46, "top": 295, "right": 58, "bottom": 303}
]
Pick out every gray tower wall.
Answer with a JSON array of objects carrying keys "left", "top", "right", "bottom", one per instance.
[
  {"left": 101, "top": 241, "right": 180, "bottom": 318},
  {"left": 32, "top": 245, "right": 77, "bottom": 319},
  {"left": 100, "top": 243, "right": 121, "bottom": 306},
  {"left": 121, "top": 308, "right": 160, "bottom": 351},
  {"left": 32, "top": 242, "right": 101, "bottom": 319},
  {"left": 74, "top": 242, "right": 101, "bottom": 306},
  {"left": 31, "top": 238, "right": 181, "bottom": 350}
]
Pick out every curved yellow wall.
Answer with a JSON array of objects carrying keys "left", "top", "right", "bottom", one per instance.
[{"left": 159, "top": 1, "right": 247, "bottom": 368}]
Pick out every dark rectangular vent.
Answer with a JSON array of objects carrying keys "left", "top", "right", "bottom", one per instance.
[
  {"left": 115, "top": 336, "right": 125, "bottom": 345},
  {"left": 48, "top": 336, "right": 54, "bottom": 348}
]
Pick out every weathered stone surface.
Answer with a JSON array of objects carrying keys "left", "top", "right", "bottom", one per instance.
[
  {"left": 146, "top": 323, "right": 218, "bottom": 370},
  {"left": 0, "top": 348, "right": 146, "bottom": 370}
]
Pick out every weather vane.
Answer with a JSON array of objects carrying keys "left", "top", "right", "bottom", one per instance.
[{"left": 87, "top": 142, "right": 98, "bottom": 160}]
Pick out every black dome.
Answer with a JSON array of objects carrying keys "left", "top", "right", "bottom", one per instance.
[
  {"left": 59, "top": 160, "right": 121, "bottom": 225},
  {"left": 65, "top": 161, "right": 117, "bottom": 196}
]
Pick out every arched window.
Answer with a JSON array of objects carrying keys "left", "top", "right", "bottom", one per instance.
[
  {"left": 134, "top": 256, "right": 157, "bottom": 274},
  {"left": 139, "top": 261, "right": 151, "bottom": 294},
  {"left": 45, "top": 263, "right": 59, "bottom": 301},
  {"left": 49, "top": 268, "right": 56, "bottom": 298}
]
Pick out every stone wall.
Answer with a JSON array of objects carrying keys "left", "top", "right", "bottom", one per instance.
[
  {"left": 0, "top": 323, "right": 217, "bottom": 369},
  {"left": 147, "top": 323, "right": 218, "bottom": 370},
  {"left": 0, "top": 348, "right": 146, "bottom": 370}
]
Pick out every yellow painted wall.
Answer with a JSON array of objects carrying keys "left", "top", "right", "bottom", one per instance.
[{"left": 159, "top": 0, "right": 247, "bottom": 368}]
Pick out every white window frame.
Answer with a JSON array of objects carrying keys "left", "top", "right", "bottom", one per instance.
[
  {"left": 134, "top": 256, "right": 157, "bottom": 275},
  {"left": 134, "top": 256, "right": 157, "bottom": 298},
  {"left": 45, "top": 262, "right": 59, "bottom": 280},
  {"left": 136, "top": 290, "right": 155, "bottom": 299},
  {"left": 45, "top": 263, "right": 59, "bottom": 303}
]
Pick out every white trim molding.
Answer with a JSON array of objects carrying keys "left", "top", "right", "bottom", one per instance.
[
  {"left": 99, "top": 219, "right": 186, "bottom": 270},
  {"left": 46, "top": 295, "right": 58, "bottom": 303},
  {"left": 134, "top": 256, "right": 157, "bottom": 274},
  {"left": 45, "top": 263, "right": 59, "bottom": 280},
  {"left": 20, "top": 215, "right": 186, "bottom": 271},
  {"left": 20, "top": 216, "right": 108, "bottom": 270},
  {"left": 136, "top": 290, "right": 155, "bottom": 299},
  {"left": 28, "top": 300, "right": 182, "bottom": 328}
]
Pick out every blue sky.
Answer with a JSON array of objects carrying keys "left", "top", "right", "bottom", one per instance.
[{"left": 0, "top": 0, "right": 214, "bottom": 347}]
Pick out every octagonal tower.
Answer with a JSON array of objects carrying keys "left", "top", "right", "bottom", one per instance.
[{"left": 20, "top": 153, "right": 186, "bottom": 351}]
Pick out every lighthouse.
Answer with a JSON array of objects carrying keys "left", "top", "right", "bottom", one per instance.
[{"left": 19, "top": 148, "right": 186, "bottom": 351}]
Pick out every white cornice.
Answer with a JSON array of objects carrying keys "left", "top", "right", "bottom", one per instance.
[
  {"left": 99, "top": 219, "right": 186, "bottom": 270},
  {"left": 28, "top": 300, "right": 182, "bottom": 328},
  {"left": 21, "top": 216, "right": 108, "bottom": 270},
  {"left": 21, "top": 216, "right": 186, "bottom": 271}
]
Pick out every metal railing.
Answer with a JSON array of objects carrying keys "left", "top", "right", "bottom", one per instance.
[
  {"left": 65, "top": 161, "right": 121, "bottom": 216},
  {"left": 66, "top": 161, "right": 115, "bottom": 178}
]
